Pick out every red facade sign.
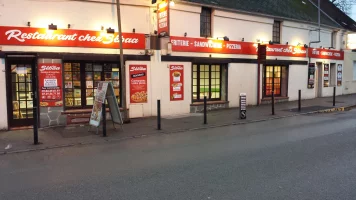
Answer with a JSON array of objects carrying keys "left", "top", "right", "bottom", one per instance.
[
  {"left": 0, "top": 26, "right": 146, "bottom": 49},
  {"left": 169, "top": 65, "right": 184, "bottom": 101},
  {"left": 38, "top": 63, "right": 63, "bottom": 107},
  {"left": 308, "top": 48, "right": 344, "bottom": 60},
  {"left": 170, "top": 36, "right": 307, "bottom": 57},
  {"left": 157, "top": 0, "right": 170, "bottom": 37},
  {"left": 129, "top": 65, "right": 148, "bottom": 103}
]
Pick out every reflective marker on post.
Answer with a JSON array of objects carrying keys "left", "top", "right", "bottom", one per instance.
[{"left": 240, "top": 93, "right": 247, "bottom": 119}]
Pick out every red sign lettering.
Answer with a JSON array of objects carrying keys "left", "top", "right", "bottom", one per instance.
[
  {"left": 308, "top": 48, "right": 344, "bottom": 60},
  {"left": 157, "top": 0, "right": 170, "bottom": 37},
  {"left": 170, "top": 36, "right": 307, "bottom": 57},
  {"left": 0, "top": 26, "right": 146, "bottom": 49}
]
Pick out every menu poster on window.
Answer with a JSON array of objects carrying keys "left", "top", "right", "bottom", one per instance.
[
  {"left": 169, "top": 65, "right": 184, "bottom": 101},
  {"left": 323, "top": 64, "right": 330, "bottom": 87},
  {"left": 129, "top": 65, "right": 148, "bottom": 103},
  {"left": 38, "top": 63, "right": 63, "bottom": 107},
  {"left": 307, "top": 63, "right": 315, "bottom": 89},
  {"left": 337, "top": 64, "right": 343, "bottom": 86}
]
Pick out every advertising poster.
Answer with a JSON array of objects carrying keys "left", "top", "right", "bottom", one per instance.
[
  {"left": 89, "top": 82, "right": 108, "bottom": 127},
  {"left": 157, "top": 0, "right": 169, "bottom": 37},
  {"left": 129, "top": 65, "right": 148, "bottom": 103},
  {"left": 323, "top": 64, "right": 329, "bottom": 87},
  {"left": 38, "top": 63, "right": 63, "bottom": 107},
  {"left": 169, "top": 65, "right": 184, "bottom": 101},
  {"left": 308, "top": 63, "right": 315, "bottom": 89},
  {"left": 337, "top": 64, "right": 343, "bottom": 86}
]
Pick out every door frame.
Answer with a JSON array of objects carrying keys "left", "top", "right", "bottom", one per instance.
[{"left": 5, "top": 55, "right": 38, "bottom": 128}]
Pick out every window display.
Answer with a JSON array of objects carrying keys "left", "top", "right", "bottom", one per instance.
[{"left": 64, "top": 62, "right": 121, "bottom": 108}]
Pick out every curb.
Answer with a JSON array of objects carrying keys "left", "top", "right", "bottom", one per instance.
[{"left": 1, "top": 105, "right": 354, "bottom": 155}]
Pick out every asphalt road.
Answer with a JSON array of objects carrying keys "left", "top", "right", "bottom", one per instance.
[{"left": 1, "top": 110, "right": 356, "bottom": 200}]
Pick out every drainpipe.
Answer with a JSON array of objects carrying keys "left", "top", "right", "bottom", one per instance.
[{"left": 308, "top": 0, "right": 321, "bottom": 63}]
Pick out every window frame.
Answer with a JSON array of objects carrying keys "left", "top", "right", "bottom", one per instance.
[
  {"left": 263, "top": 65, "right": 288, "bottom": 98},
  {"left": 200, "top": 7, "right": 212, "bottom": 38},
  {"left": 272, "top": 20, "right": 281, "bottom": 44},
  {"left": 63, "top": 61, "right": 122, "bottom": 109},
  {"left": 192, "top": 64, "right": 223, "bottom": 102}
]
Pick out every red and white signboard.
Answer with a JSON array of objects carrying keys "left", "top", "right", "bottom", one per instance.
[
  {"left": 129, "top": 65, "right": 148, "bottom": 103},
  {"left": 170, "top": 36, "right": 256, "bottom": 55},
  {"left": 38, "top": 63, "right": 63, "bottom": 107},
  {"left": 266, "top": 45, "right": 307, "bottom": 57},
  {"left": 157, "top": 0, "right": 170, "bottom": 37},
  {"left": 169, "top": 65, "right": 184, "bottom": 101},
  {"left": 308, "top": 48, "right": 344, "bottom": 60},
  {"left": 0, "top": 26, "right": 146, "bottom": 49},
  {"left": 170, "top": 36, "right": 307, "bottom": 57}
]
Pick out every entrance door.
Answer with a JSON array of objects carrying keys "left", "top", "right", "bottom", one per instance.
[
  {"left": 6, "top": 57, "right": 36, "bottom": 128},
  {"left": 315, "top": 63, "right": 323, "bottom": 98},
  {"left": 264, "top": 66, "right": 282, "bottom": 97}
]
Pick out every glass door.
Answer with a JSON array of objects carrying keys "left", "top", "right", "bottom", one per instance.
[
  {"left": 6, "top": 59, "right": 35, "bottom": 127},
  {"left": 264, "top": 66, "right": 282, "bottom": 97}
]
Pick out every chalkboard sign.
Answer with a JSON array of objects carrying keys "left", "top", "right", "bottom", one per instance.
[
  {"left": 240, "top": 93, "right": 247, "bottom": 119},
  {"left": 308, "top": 63, "right": 315, "bottom": 89}
]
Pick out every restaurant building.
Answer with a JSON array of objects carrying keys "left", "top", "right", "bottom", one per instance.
[{"left": 0, "top": 0, "right": 354, "bottom": 130}]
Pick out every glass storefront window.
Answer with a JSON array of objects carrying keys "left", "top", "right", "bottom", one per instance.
[
  {"left": 64, "top": 62, "right": 121, "bottom": 108},
  {"left": 192, "top": 64, "right": 224, "bottom": 102}
]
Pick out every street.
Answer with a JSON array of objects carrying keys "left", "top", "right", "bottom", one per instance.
[{"left": 1, "top": 110, "right": 356, "bottom": 200}]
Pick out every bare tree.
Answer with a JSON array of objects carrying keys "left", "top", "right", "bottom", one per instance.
[{"left": 330, "top": 0, "right": 356, "bottom": 15}]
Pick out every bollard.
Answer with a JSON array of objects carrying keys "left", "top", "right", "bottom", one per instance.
[
  {"left": 333, "top": 86, "right": 336, "bottom": 107},
  {"left": 102, "top": 103, "right": 107, "bottom": 137},
  {"left": 298, "top": 90, "right": 301, "bottom": 112},
  {"left": 272, "top": 91, "right": 275, "bottom": 115},
  {"left": 204, "top": 96, "right": 207, "bottom": 124},
  {"left": 157, "top": 100, "right": 161, "bottom": 130}
]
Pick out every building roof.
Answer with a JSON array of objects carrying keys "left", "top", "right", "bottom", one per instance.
[
  {"left": 310, "top": 0, "right": 356, "bottom": 32},
  {"left": 181, "top": 0, "right": 356, "bottom": 31}
]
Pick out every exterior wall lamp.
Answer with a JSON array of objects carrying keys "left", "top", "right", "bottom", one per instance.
[
  {"left": 169, "top": 0, "right": 175, "bottom": 6},
  {"left": 48, "top": 23, "right": 57, "bottom": 30},
  {"left": 184, "top": 32, "right": 187, "bottom": 37},
  {"left": 27, "top": 22, "right": 31, "bottom": 27},
  {"left": 107, "top": 27, "right": 115, "bottom": 34}
]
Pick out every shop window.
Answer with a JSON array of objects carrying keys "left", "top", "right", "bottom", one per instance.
[
  {"left": 263, "top": 65, "right": 288, "bottom": 97},
  {"left": 200, "top": 7, "right": 212, "bottom": 38},
  {"left": 272, "top": 21, "right": 281, "bottom": 44},
  {"left": 64, "top": 62, "right": 120, "bottom": 108},
  {"left": 192, "top": 64, "right": 226, "bottom": 102}
]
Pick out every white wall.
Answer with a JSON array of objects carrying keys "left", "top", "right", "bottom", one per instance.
[
  {"left": 0, "top": 58, "right": 8, "bottom": 130},
  {"left": 213, "top": 10, "right": 273, "bottom": 42},
  {"left": 0, "top": 0, "right": 151, "bottom": 33},
  {"left": 228, "top": 63, "right": 258, "bottom": 107},
  {"left": 170, "top": 5, "right": 201, "bottom": 38},
  {"left": 288, "top": 64, "right": 315, "bottom": 101},
  {"left": 342, "top": 51, "right": 356, "bottom": 94}
]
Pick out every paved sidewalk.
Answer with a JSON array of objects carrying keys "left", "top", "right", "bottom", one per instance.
[{"left": 1, "top": 94, "right": 356, "bottom": 154}]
